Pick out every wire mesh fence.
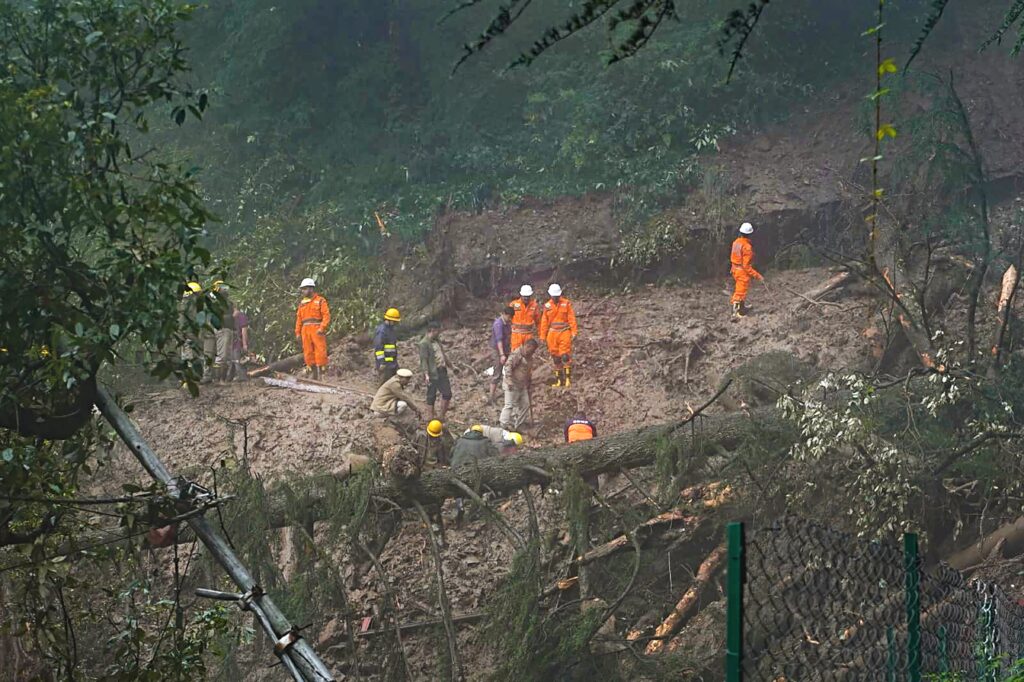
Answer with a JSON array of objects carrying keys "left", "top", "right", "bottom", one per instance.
[{"left": 727, "top": 517, "right": 1024, "bottom": 681}]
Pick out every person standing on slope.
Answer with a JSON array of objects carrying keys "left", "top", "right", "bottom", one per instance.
[
  {"left": 508, "top": 284, "right": 541, "bottom": 351},
  {"left": 294, "top": 278, "right": 330, "bottom": 379},
  {"left": 730, "top": 222, "right": 765, "bottom": 319},
  {"left": 539, "top": 283, "right": 578, "bottom": 388},
  {"left": 488, "top": 306, "right": 513, "bottom": 404}
]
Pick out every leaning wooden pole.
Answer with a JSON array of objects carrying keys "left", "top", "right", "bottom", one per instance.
[{"left": 95, "top": 386, "right": 335, "bottom": 682}]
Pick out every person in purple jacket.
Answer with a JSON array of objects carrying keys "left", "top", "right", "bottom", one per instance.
[{"left": 489, "top": 306, "right": 513, "bottom": 403}]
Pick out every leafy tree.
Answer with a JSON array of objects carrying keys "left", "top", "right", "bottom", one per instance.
[{"left": 0, "top": 0, "right": 212, "bottom": 441}]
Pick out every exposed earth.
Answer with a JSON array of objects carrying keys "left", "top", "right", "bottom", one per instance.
[{"left": 111, "top": 266, "right": 877, "bottom": 679}]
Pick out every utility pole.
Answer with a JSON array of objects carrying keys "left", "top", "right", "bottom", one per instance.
[{"left": 95, "top": 386, "right": 335, "bottom": 682}]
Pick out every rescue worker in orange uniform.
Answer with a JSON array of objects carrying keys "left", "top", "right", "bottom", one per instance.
[
  {"left": 730, "top": 222, "right": 764, "bottom": 318},
  {"left": 565, "top": 411, "right": 599, "bottom": 489},
  {"left": 565, "top": 412, "right": 596, "bottom": 443},
  {"left": 539, "top": 283, "right": 578, "bottom": 388},
  {"left": 536, "top": 280, "right": 577, "bottom": 387},
  {"left": 294, "top": 277, "right": 330, "bottom": 379},
  {"left": 508, "top": 284, "right": 541, "bottom": 352}
]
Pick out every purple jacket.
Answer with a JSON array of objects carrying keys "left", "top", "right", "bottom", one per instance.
[{"left": 491, "top": 317, "right": 511, "bottom": 355}]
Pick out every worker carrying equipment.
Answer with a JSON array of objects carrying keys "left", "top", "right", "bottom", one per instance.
[
  {"left": 295, "top": 278, "right": 330, "bottom": 380},
  {"left": 508, "top": 284, "right": 541, "bottom": 352},
  {"left": 730, "top": 222, "right": 763, "bottom": 318},
  {"left": 373, "top": 308, "right": 401, "bottom": 385},
  {"left": 539, "top": 283, "right": 578, "bottom": 388}
]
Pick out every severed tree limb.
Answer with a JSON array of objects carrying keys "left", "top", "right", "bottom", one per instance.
[
  {"left": 794, "top": 271, "right": 855, "bottom": 310},
  {"left": 989, "top": 263, "right": 1021, "bottom": 375},
  {"left": 647, "top": 542, "right": 728, "bottom": 654},
  {"left": 947, "top": 515, "right": 1024, "bottom": 571},
  {"left": 576, "top": 511, "right": 696, "bottom": 568},
  {"left": 247, "top": 353, "right": 304, "bottom": 378}
]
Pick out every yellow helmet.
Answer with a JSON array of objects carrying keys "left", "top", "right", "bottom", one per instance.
[
  {"left": 384, "top": 307, "right": 401, "bottom": 322},
  {"left": 184, "top": 281, "right": 202, "bottom": 297},
  {"left": 212, "top": 280, "right": 226, "bottom": 292},
  {"left": 427, "top": 420, "right": 444, "bottom": 438},
  {"left": 470, "top": 424, "right": 484, "bottom": 433},
  {"left": 507, "top": 432, "right": 524, "bottom": 446}
]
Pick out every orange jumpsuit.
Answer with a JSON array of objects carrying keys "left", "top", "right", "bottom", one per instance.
[
  {"left": 730, "top": 236, "right": 762, "bottom": 304},
  {"left": 539, "top": 297, "right": 577, "bottom": 367},
  {"left": 508, "top": 297, "right": 540, "bottom": 351},
  {"left": 295, "top": 294, "right": 330, "bottom": 368}
]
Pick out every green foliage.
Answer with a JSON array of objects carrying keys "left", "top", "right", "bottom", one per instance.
[
  {"left": 163, "top": 0, "right": 939, "bottom": 293},
  {"left": 0, "top": 0, "right": 215, "bottom": 434},
  {"left": 483, "top": 538, "right": 606, "bottom": 681}
]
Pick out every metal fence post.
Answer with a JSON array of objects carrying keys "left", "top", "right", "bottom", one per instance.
[
  {"left": 938, "top": 624, "right": 948, "bottom": 674},
  {"left": 726, "top": 522, "right": 745, "bottom": 682},
  {"left": 887, "top": 626, "right": 896, "bottom": 682},
  {"left": 904, "top": 532, "right": 921, "bottom": 682}
]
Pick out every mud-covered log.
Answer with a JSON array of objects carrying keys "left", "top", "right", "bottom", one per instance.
[
  {"left": 248, "top": 353, "right": 304, "bottom": 378},
  {"left": 369, "top": 406, "right": 789, "bottom": 509},
  {"left": 795, "top": 271, "right": 855, "bottom": 310}
]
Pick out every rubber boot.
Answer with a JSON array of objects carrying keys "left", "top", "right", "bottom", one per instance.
[
  {"left": 200, "top": 364, "right": 213, "bottom": 384},
  {"left": 437, "top": 398, "right": 450, "bottom": 421},
  {"left": 563, "top": 367, "right": 571, "bottom": 388},
  {"left": 732, "top": 301, "right": 745, "bottom": 319},
  {"left": 549, "top": 369, "right": 562, "bottom": 388}
]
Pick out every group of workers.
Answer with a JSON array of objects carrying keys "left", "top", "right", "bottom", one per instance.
[
  {"left": 180, "top": 219, "right": 763, "bottom": 485},
  {"left": 180, "top": 280, "right": 250, "bottom": 383}
]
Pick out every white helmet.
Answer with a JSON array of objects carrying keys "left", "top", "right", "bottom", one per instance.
[
  {"left": 739, "top": 222, "right": 754, "bottom": 235},
  {"left": 548, "top": 283, "right": 562, "bottom": 297},
  {"left": 520, "top": 284, "right": 534, "bottom": 297},
  {"left": 396, "top": 368, "right": 414, "bottom": 378},
  {"left": 300, "top": 277, "right": 316, "bottom": 288}
]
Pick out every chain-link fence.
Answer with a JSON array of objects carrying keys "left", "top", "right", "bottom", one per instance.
[{"left": 726, "top": 517, "right": 1024, "bottom": 681}]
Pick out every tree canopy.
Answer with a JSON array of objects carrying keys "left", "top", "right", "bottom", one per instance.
[{"left": 0, "top": 0, "right": 213, "bottom": 440}]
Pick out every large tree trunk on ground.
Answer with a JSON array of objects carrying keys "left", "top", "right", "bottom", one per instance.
[
  {"left": 368, "top": 406, "right": 788, "bottom": 510},
  {"left": 248, "top": 354, "right": 304, "bottom": 378},
  {"left": 946, "top": 515, "right": 1024, "bottom": 571}
]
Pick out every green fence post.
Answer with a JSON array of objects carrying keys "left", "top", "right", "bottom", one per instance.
[
  {"left": 726, "top": 522, "right": 745, "bottom": 682},
  {"left": 905, "top": 532, "right": 921, "bottom": 682},
  {"left": 938, "top": 624, "right": 948, "bottom": 674},
  {"left": 887, "top": 626, "right": 896, "bottom": 682}
]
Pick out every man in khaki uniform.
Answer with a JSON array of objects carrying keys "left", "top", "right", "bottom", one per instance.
[
  {"left": 370, "top": 368, "right": 423, "bottom": 419},
  {"left": 500, "top": 338, "right": 538, "bottom": 431}
]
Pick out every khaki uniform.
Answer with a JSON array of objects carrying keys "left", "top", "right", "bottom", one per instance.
[
  {"left": 500, "top": 346, "right": 532, "bottom": 430},
  {"left": 371, "top": 375, "right": 417, "bottom": 416}
]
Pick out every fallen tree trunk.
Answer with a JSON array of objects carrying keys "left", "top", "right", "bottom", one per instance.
[
  {"left": 648, "top": 542, "right": 727, "bottom": 654},
  {"left": 248, "top": 353, "right": 304, "bottom": 378},
  {"left": 947, "top": 515, "right": 1024, "bottom": 571},
  {"left": 368, "top": 405, "right": 787, "bottom": 510},
  {"left": 795, "top": 271, "right": 855, "bottom": 311}
]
